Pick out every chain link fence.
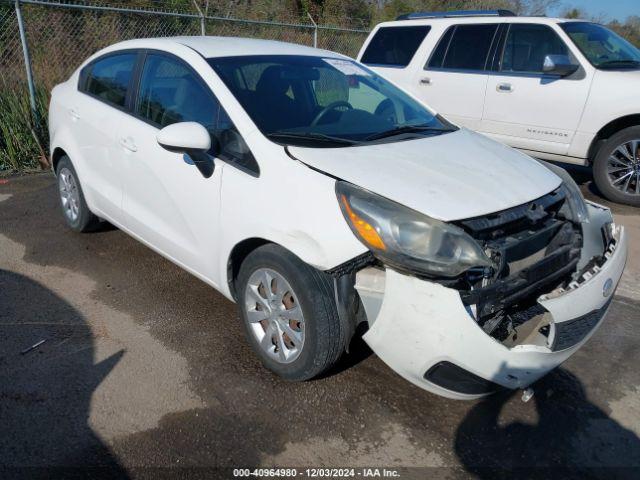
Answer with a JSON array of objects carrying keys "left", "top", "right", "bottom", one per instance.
[{"left": 0, "top": 0, "right": 370, "bottom": 170}]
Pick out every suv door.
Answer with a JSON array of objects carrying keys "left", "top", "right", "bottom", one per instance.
[
  {"left": 120, "top": 52, "right": 254, "bottom": 282},
  {"left": 481, "top": 23, "right": 593, "bottom": 156},
  {"left": 416, "top": 23, "right": 500, "bottom": 129},
  {"left": 75, "top": 51, "right": 138, "bottom": 220}
]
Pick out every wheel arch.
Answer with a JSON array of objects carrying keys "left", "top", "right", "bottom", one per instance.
[
  {"left": 588, "top": 114, "right": 640, "bottom": 163},
  {"left": 51, "top": 147, "right": 68, "bottom": 173},
  {"left": 226, "top": 237, "right": 273, "bottom": 301}
]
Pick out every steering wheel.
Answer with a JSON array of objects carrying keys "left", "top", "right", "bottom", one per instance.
[{"left": 311, "top": 101, "right": 353, "bottom": 126}]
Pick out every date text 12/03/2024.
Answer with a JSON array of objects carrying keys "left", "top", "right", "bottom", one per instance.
[{"left": 232, "top": 468, "right": 401, "bottom": 477}]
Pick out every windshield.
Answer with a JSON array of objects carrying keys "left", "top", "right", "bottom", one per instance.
[
  {"left": 561, "top": 22, "right": 640, "bottom": 69},
  {"left": 208, "top": 55, "right": 455, "bottom": 147}
]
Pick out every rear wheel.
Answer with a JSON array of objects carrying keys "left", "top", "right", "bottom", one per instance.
[
  {"left": 236, "top": 244, "right": 344, "bottom": 381},
  {"left": 56, "top": 156, "right": 100, "bottom": 232},
  {"left": 593, "top": 126, "right": 640, "bottom": 206}
]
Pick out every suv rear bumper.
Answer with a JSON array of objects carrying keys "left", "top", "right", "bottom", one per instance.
[{"left": 356, "top": 222, "right": 627, "bottom": 400}]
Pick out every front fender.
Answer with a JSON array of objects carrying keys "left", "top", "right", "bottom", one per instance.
[{"left": 217, "top": 159, "right": 366, "bottom": 300}]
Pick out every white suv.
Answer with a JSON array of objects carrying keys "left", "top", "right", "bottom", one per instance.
[
  {"left": 49, "top": 36, "right": 626, "bottom": 399},
  {"left": 358, "top": 10, "right": 640, "bottom": 206}
]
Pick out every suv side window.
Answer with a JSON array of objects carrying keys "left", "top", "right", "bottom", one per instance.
[
  {"left": 361, "top": 26, "right": 431, "bottom": 67},
  {"left": 136, "top": 53, "right": 258, "bottom": 174},
  {"left": 427, "top": 24, "right": 499, "bottom": 71},
  {"left": 82, "top": 53, "right": 137, "bottom": 108},
  {"left": 501, "top": 24, "right": 569, "bottom": 74}
]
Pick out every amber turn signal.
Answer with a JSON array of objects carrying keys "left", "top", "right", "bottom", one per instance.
[{"left": 340, "top": 194, "right": 386, "bottom": 251}]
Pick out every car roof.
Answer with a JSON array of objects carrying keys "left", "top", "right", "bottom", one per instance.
[
  {"left": 104, "top": 36, "right": 346, "bottom": 59},
  {"left": 373, "top": 16, "right": 586, "bottom": 29}
]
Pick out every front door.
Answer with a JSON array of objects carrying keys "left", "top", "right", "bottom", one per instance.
[
  {"left": 481, "top": 23, "right": 593, "bottom": 155},
  {"left": 413, "top": 23, "right": 500, "bottom": 130},
  {"left": 120, "top": 52, "right": 224, "bottom": 282}
]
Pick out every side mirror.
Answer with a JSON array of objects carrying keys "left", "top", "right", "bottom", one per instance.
[
  {"left": 542, "top": 54, "right": 579, "bottom": 77},
  {"left": 157, "top": 122, "right": 215, "bottom": 178}
]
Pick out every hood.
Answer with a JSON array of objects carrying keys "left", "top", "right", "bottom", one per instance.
[{"left": 289, "top": 129, "right": 562, "bottom": 221}]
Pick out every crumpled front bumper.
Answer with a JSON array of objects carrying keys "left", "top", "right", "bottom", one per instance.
[{"left": 356, "top": 209, "right": 627, "bottom": 400}]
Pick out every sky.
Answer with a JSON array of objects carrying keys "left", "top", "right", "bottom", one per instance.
[{"left": 552, "top": 0, "right": 638, "bottom": 21}]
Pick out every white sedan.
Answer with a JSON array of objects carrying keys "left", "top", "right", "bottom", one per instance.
[{"left": 49, "top": 36, "right": 626, "bottom": 399}]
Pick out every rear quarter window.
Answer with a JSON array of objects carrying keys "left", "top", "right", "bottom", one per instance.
[
  {"left": 361, "top": 26, "right": 431, "bottom": 67},
  {"left": 81, "top": 52, "right": 137, "bottom": 108}
]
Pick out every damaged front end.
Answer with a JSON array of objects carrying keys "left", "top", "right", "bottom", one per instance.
[
  {"left": 344, "top": 189, "right": 626, "bottom": 399},
  {"left": 452, "top": 186, "right": 614, "bottom": 351}
]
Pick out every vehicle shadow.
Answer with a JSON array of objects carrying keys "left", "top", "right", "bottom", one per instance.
[
  {"left": 0, "top": 269, "right": 128, "bottom": 476},
  {"left": 454, "top": 368, "right": 640, "bottom": 479}
]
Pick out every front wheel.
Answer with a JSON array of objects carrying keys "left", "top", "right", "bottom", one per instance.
[
  {"left": 236, "top": 244, "right": 344, "bottom": 381},
  {"left": 593, "top": 126, "right": 640, "bottom": 206}
]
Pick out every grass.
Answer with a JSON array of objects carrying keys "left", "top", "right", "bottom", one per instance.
[{"left": 0, "top": 86, "right": 49, "bottom": 173}]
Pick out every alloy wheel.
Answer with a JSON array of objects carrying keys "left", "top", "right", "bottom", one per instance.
[
  {"left": 58, "top": 167, "right": 80, "bottom": 222},
  {"left": 607, "top": 139, "right": 640, "bottom": 196}
]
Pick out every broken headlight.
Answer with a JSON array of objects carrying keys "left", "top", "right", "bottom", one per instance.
[{"left": 336, "top": 181, "right": 494, "bottom": 277}]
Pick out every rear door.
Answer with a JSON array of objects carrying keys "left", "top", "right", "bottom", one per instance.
[
  {"left": 415, "top": 23, "right": 500, "bottom": 129},
  {"left": 481, "top": 23, "right": 593, "bottom": 155},
  {"left": 74, "top": 51, "right": 139, "bottom": 220}
]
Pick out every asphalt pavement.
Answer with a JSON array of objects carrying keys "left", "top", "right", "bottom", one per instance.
[{"left": 1, "top": 169, "right": 639, "bottom": 478}]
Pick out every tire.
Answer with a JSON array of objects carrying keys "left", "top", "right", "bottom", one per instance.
[
  {"left": 55, "top": 156, "right": 101, "bottom": 232},
  {"left": 236, "top": 244, "right": 344, "bottom": 381},
  {"left": 593, "top": 126, "right": 640, "bottom": 207}
]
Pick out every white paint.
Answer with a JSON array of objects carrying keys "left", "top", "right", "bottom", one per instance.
[
  {"left": 290, "top": 128, "right": 561, "bottom": 221},
  {"left": 358, "top": 225, "right": 627, "bottom": 400},
  {"left": 48, "top": 36, "right": 629, "bottom": 400},
  {"left": 156, "top": 122, "right": 211, "bottom": 152},
  {"left": 359, "top": 16, "right": 640, "bottom": 163}
]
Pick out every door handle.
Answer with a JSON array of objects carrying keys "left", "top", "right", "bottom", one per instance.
[
  {"left": 119, "top": 137, "right": 137, "bottom": 152},
  {"left": 420, "top": 77, "right": 432, "bottom": 85},
  {"left": 497, "top": 83, "right": 514, "bottom": 93},
  {"left": 68, "top": 108, "right": 80, "bottom": 120}
]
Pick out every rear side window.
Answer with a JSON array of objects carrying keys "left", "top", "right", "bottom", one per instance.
[
  {"left": 361, "top": 26, "right": 431, "bottom": 67},
  {"left": 501, "top": 24, "right": 569, "bottom": 74},
  {"left": 427, "top": 24, "right": 499, "bottom": 71},
  {"left": 83, "top": 53, "right": 137, "bottom": 107}
]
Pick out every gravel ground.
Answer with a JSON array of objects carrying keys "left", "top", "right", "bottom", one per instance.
[{"left": 0, "top": 170, "right": 639, "bottom": 479}]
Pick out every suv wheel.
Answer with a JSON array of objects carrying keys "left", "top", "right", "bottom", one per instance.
[
  {"left": 56, "top": 156, "right": 101, "bottom": 232},
  {"left": 593, "top": 126, "right": 640, "bottom": 206},
  {"left": 236, "top": 244, "right": 344, "bottom": 381}
]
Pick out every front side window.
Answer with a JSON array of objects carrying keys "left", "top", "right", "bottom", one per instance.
[
  {"left": 361, "top": 26, "right": 431, "bottom": 67},
  {"left": 561, "top": 22, "right": 640, "bottom": 69},
  {"left": 137, "top": 54, "right": 256, "bottom": 171},
  {"left": 501, "top": 24, "right": 570, "bottom": 74},
  {"left": 427, "top": 24, "right": 499, "bottom": 71},
  {"left": 209, "top": 55, "right": 456, "bottom": 148},
  {"left": 84, "top": 53, "right": 137, "bottom": 107},
  {"left": 137, "top": 54, "right": 218, "bottom": 129}
]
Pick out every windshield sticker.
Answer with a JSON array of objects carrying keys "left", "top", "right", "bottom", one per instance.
[{"left": 323, "top": 58, "right": 371, "bottom": 76}]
